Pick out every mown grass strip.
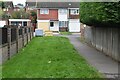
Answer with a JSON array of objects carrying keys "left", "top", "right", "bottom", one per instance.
[{"left": 2, "top": 37, "right": 102, "bottom": 78}]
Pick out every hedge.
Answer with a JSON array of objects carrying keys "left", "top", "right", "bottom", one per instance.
[{"left": 80, "top": 2, "right": 120, "bottom": 27}]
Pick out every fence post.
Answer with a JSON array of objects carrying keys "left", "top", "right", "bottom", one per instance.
[
  {"left": 29, "top": 27, "right": 31, "bottom": 40},
  {"left": 22, "top": 27, "right": 24, "bottom": 47},
  {"left": 7, "top": 27, "right": 11, "bottom": 60},
  {"left": 16, "top": 27, "right": 19, "bottom": 53},
  {"left": 26, "top": 27, "right": 28, "bottom": 44},
  {"left": 30, "top": 27, "right": 32, "bottom": 39},
  {"left": 31, "top": 27, "right": 34, "bottom": 38}
]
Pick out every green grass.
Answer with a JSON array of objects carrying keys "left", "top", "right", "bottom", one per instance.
[
  {"left": 2, "top": 37, "right": 102, "bottom": 78},
  {"left": 60, "top": 32, "right": 72, "bottom": 35}
]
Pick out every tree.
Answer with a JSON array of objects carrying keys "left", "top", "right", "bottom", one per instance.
[
  {"left": 0, "top": 2, "right": 5, "bottom": 9},
  {"left": 80, "top": 2, "right": 120, "bottom": 27},
  {"left": 0, "top": 8, "right": 4, "bottom": 19},
  {"left": 30, "top": 11, "right": 37, "bottom": 23},
  {"left": 11, "top": 9, "right": 30, "bottom": 19}
]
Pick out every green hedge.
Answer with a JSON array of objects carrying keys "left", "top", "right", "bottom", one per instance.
[{"left": 80, "top": 2, "right": 120, "bottom": 27}]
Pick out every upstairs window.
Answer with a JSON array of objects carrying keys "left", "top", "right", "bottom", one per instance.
[
  {"left": 40, "top": 9, "right": 49, "bottom": 14},
  {"left": 70, "top": 9, "right": 79, "bottom": 15},
  {"left": 59, "top": 9, "right": 67, "bottom": 14}
]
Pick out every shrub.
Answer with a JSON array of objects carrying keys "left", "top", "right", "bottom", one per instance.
[{"left": 80, "top": 2, "right": 120, "bottom": 27}]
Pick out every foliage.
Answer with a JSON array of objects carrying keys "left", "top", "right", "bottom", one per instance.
[
  {"left": 2, "top": 14, "right": 10, "bottom": 19},
  {"left": 30, "top": 11, "right": 36, "bottom": 16},
  {"left": 2, "top": 37, "right": 102, "bottom": 78},
  {"left": 0, "top": 8, "right": 3, "bottom": 18},
  {"left": 30, "top": 11, "right": 37, "bottom": 23},
  {"left": 0, "top": 2, "right": 10, "bottom": 19},
  {"left": 11, "top": 9, "right": 30, "bottom": 19},
  {"left": 80, "top": 2, "right": 120, "bottom": 27},
  {"left": 0, "top": 8, "right": 9, "bottom": 19},
  {"left": 0, "top": 2, "right": 5, "bottom": 9}
]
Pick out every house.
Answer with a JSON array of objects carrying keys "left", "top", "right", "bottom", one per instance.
[
  {"left": 2, "top": 1, "right": 14, "bottom": 18},
  {"left": 14, "top": 3, "right": 25, "bottom": 11},
  {"left": 26, "top": 0, "right": 80, "bottom": 32},
  {"left": 0, "top": 20, "right": 8, "bottom": 27},
  {"left": 9, "top": 19, "right": 31, "bottom": 27},
  {"left": 14, "top": 6, "right": 21, "bottom": 11},
  {"left": 14, "top": 3, "right": 24, "bottom": 9}
]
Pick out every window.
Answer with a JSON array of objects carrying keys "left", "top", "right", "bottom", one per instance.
[
  {"left": 11, "top": 22, "right": 22, "bottom": 26},
  {"left": 59, "top": 21, "right": 68, "bottom": 27},
  {"left": 50, "top": 22, "right": 54, "bottom": 27},
  {"left": 40, "top": 9, "right": 49, "bottom": 14},
  {"left": 59, "top": 9, "right": 67, "bottom": 14},
  {"left": 59, "top": 21, "right": 62, "bottom": 27},
  {"left": 70, "top": 9, "right": 79, "bottom": 15},
  {"left": 23, "top": 22, "right": 27, "bottom": 26}
]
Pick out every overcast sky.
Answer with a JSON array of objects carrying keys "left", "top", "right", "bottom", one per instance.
[
  {"left": 4, "top": 0, "right": 26, "bottom": 6},
  {"left": 2, "top": 0, "right": 119, "bottom": 6}
]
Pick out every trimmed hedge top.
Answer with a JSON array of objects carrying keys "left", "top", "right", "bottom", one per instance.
[{"left": 80, "top": 2, "right": 120, "bottom": 27}]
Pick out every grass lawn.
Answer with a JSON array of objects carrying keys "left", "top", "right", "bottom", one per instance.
[
  {"left": 60, "top": 32, "right": 72, "bottom": 35},
  {"left": 2, "top": 37, "right": 102, "bottom": 78}
]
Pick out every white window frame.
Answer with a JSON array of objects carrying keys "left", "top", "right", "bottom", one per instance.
[
  {"left": 59, "top": 9, "right": 67, "bottom": 14},
  {"left": 59, "top": 21, "right": 68, "bottom": 27},
  {"left": 40, "top": 9, "right": 49, "bottom": 14},
  {"left": 70, "top": 9, "right": 79, "bottom": 15}
]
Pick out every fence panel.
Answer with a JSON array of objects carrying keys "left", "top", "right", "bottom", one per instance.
[
  {"left": 84, "top": 26, "right": 120, "bottom": 61},
  {"left": 112, "top": 28, "right": 119, "bottom": 61},
  {"left": 23, "top": 27, "right": 28, "bottom": 46},
  {"left": 118, "top": 29, "right": 120, "bottom": 61},
  {"left": 2, "top": 28, "right": 8, "bottom": 44},
  {"left": 1, "top": 27, "right": 8, "bottom": 63},
  {"left": 0, "top": 28, "right": 2, "bottom": 64},
  {"left": 27, "top": 27, "right": 31, "bottom": 42},
  {"left": 18, "top": 28, "right": 23, "bottom": 51},
  {"left": 0, "top": 25, "right": 34, "bottom": 64}
]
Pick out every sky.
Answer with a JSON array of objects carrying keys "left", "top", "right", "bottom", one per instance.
[
  {"left": 3, "top": 0, "right": 26, "bottom": 6},
  {"left": 1, "top": 0, "right": 119, "bottom": 6}
]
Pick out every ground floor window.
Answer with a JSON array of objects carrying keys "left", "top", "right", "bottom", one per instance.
[
  {"left": 50, "top": 22, "right": 54, "bottom": 27},
  {"left": 11, "top": 21, "right": 27, "bottom": 26},
  {"left": 23, "top": 22, "right": 27, "bottom": 26},
  {"left": 11, "top": 21, "right": 22, "bottom": 26},
  {"left": 59, "top": 21, "right": 68, "bottom": 27}
]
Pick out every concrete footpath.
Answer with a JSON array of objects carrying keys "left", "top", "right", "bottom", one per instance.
[{"left": 54, "top": 33, "right": 119, "bottom": 78}]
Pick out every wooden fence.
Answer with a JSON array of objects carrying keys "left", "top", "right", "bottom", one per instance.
[
  {"left": 0, "top": 25, "right": 34, "bottom": 64},
  {"left": 84, "top": 26, "right": 120, "bottom": 62}
]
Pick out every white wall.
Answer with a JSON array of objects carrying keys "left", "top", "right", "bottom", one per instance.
[
  {"left": 0, "top": 21, "right": 6, "bottom": 27},
  {"left": 69, "top": 19, "right": 80, "bottom": 32},
  {"left": 58, "top": 9, "right": 68, "bottom": 21},
  {"left": 50, "top": 21, "right": 59, "bottom": 31}
]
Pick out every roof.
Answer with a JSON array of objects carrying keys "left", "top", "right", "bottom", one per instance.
[
  {"left": 26, "top": 0, "right": 80, "bottom": 8},
  {"left": 9, "top": 19, "right": 31, "bottom": 21},
  {"left": 26, "top": 0, "right": 120, "bottom": 2},
  {"left": 2, "top": 1, "right": 14, "bottom": 8},
  {"left": 26, "top": 0, "right": 80, "bottom": 2}
]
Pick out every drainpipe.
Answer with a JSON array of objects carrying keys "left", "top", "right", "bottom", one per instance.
[{"left": 35, "top": 0, "right": 37, "bottom": 8}]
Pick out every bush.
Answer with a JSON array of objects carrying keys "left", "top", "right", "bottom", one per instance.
[
  {"left": 11, "top": 9, "right": 30, "bottom": 19},
  {"left": 80, "top": 2, "right": 120, "bottom": 27}
]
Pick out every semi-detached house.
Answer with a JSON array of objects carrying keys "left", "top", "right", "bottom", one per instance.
[{"left": 26, "top": 0, "right": 80, "bottom": 32}]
